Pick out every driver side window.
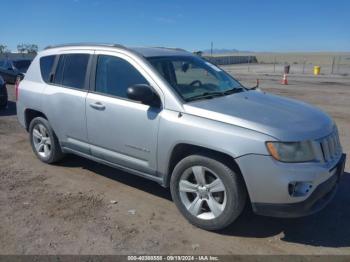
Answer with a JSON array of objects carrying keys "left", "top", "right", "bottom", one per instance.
[{"left": 95, "top": 55, "right": 149, "bottom": 99}]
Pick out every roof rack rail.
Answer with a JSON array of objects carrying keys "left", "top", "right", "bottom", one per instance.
[
  {"left": 44, "top": 43, "right": 127, "bottom": 50},
  {"left": 151, "top": 46, "right": 187, "bottom": 52}
]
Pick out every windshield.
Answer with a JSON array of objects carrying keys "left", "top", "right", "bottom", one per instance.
[
  {"left": 147, "top": 56, "right": 243, "bottom": 101},
  {"left": 13, "top": 60, "right": 31, "bottom": 73}
]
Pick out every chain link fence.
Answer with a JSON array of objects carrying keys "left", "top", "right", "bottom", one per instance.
[{"left": 204, "top": 54, "right": 350, "bottom": 76}]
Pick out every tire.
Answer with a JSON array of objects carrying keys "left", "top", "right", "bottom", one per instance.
[
  {"left": 0, "top": 99, "right": 7, "bottom": 109},
  {"left": 0, "top": 97, "right": 7, "bottom": 109},
  {"left": 0, "top": 86, "right": 7, "bottom": 109},
  {"left": 170, "top": 153, "right": 246, "bottom": 231},
  {"left": 29, "top": 117, "right": 64, "bottom": 164}
]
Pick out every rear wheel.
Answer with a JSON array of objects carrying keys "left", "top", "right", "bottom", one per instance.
[
  {"left": 29, "top": 117, "right": 64, "bottom": 163},
  {"left": 170, "top": 154, "right": 246, "bottom": 230}
]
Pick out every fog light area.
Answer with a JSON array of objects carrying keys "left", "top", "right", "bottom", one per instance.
[{"left": 288, "top": 181, "right": 313, "bottom": 197}]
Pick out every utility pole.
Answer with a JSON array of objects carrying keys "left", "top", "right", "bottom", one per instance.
[{"left": 210, "top": 41, "right": 213, "bottom": 57}]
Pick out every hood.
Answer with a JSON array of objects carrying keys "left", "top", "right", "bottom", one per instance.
[{"left": 183, "top": 90, "right": 334, "bottom": 141}]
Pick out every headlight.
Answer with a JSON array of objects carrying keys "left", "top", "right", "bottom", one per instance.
[{"left": 266, "top": 141, "right": 315, "bottom": 162}]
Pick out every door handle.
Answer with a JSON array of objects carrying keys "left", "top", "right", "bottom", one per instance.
[{"left": 89, "top": 102, "right": 106, "bottom": 110}]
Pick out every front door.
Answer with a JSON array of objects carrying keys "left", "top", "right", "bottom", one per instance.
[{"left": 86, "top": 52, "right": 162, "bottom": 175}]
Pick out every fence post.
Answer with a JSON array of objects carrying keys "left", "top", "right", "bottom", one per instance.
[
  {"left": 337, "top": 56, "right": 340, "bottom": 74},
  {"left": 302, "top": 60, "right": 306, "bottom": 74},
  {"left": 248, "top": 56, "right": 250, "bottom": 72},
  {"left": 331, "top": 56, "right": 335, "bottom": 74}
]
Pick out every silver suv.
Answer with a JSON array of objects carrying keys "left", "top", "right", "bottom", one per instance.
[{"left": 17, "top": 44, "right": 346, "bottom": 230}]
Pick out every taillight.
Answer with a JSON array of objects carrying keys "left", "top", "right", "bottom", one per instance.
[{"left": 15, "top": 76, "right": 21, "bottom": 101}]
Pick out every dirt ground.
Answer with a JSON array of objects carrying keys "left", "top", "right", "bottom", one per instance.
[{"left": 1, "top": 68, "right": 350, "bottom": 255}]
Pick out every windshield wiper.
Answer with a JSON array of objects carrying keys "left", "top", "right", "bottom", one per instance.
[
  {"left": 222, "top": 87, "right": 244, "bottom": 95},
  {"left": 186, "top": 92, "right": 225, "bottom": 102},
  {"left": 186, "top": 88, "right": 244, "bottom": 102}
]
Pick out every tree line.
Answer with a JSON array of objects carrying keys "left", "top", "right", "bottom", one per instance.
[{"left": 0, "top": 43, "right": 38, "bottom": 54}]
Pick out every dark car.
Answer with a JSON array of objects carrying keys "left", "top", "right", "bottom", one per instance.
[
  {"left": 0, "top": 59, "right": 32, "bottom": 84},
  {"left": 0, "top": 75, "right": 7, "bottom": 109}
]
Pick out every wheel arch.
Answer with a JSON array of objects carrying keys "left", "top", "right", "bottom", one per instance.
[
  {"left": 164, "top": 143, "right": 247, "bottom": 190},
  {"left": 24, "top": 108, "right": 48, "bottom": 131}
]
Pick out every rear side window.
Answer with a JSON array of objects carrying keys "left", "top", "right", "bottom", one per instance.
[
  {"left": 40, "top": 55, "right": 56, "bottom": 83},
  {"left": 95, "top": 55, "right": 148, "bottom": 98},
  {"left": 53, "top": 54, "right": 90, "bottom": 89}
]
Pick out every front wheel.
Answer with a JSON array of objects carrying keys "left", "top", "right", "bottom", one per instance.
[{"left": 170, "top": 154, "right": 247, "bottom": 231}]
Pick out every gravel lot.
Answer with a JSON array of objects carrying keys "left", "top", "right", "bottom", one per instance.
[{"left": 1, "top": 69, "right": 349, "bottom": 255}]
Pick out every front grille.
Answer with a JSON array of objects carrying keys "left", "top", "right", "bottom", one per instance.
[{"left": 318, "top": 129, "right": 342, "bottom": 162}]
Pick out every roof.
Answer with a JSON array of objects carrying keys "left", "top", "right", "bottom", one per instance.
[
  {"left": 43, "top": 43, "right": 191, "bottom": 58},
  {"left": 44, "top": 43, "right": 124, "bottom": 50}
]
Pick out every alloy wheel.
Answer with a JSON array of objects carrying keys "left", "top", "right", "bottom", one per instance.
[
  {"left": 179, "top": 165, "right": 227, "bottom": 220},
  {"left": 32, "top": 123, "right": 52, "bottom": 158}
]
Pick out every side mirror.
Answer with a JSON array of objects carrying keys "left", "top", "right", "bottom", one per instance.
[
  {"left": 8, "top": 67, "right": 13, "bottom": 71},
  {"left": 127, "top": 84, "right": 160, "bottom": 107}
]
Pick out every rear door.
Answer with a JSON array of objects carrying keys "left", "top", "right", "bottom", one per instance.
[{"left": 42, "top": 50, "right": 93, "bottom": 154}]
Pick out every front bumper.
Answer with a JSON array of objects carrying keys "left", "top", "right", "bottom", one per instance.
[
  {"left": 252, "top": 154, "right": 346, "bottom": 217},
  {"left": 236, "top": 153, "right": 346, "bottom": 218}
]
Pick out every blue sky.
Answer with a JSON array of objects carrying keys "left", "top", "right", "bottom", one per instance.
[{"left": 2, "top": 0, "right": 350, "bottom": 52}]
